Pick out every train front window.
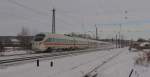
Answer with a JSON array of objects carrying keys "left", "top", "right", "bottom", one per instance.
[{"left": 34, "top": 34, "right": 45, "bottom": 41}]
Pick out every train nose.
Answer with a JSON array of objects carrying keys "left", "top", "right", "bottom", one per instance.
[
  {"left": 32, "top": 42, "right": 46, "bottom": 51},
  {"left": 32, "top": 42, "right": 40, "bottom": 49}
]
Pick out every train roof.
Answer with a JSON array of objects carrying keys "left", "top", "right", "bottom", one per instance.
[{"left": 36, "top": 32, "right": 109, "bottom": 43}]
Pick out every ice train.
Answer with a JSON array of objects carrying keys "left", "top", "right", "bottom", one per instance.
[{"left": 32, "top": 32, "right": 109, "bottom": 52}]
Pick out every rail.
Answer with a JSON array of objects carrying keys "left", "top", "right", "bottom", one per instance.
[{"left": 0, "top": 47, "right": 114, "bottom": 65}]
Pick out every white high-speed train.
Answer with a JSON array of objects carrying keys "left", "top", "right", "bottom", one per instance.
[{"left": 32, "top": 32, "right": 109, "bottom": 52}]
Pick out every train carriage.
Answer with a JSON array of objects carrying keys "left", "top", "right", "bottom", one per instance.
[{"left": 32, "top": 32, "right": 109, "bottom": 52}]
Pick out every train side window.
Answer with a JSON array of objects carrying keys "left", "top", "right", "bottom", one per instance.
[
  {"left": 60, "top": 39, "right": 63, "bottom": 42},
  {"left": 59, "top": 39, "right": 62, "bottom": 42},
  {"left": 46, "top": 38, "right": 48, "bottom": 42},
  {"left": 54, "top": 38, "right": 56, "bottom": 42},
  {"left": 64, "top": 39, "right": 66, "bottom": 43},
  {"left": 48, "top": 38, "right": 50, "bottom": 42},
  {"left": 60, "top": 39, "right": 62, "bottom": 42},
  {"left": 50, "top": 38, "right": 52, "bottom": 42},
  {"left": 56, "top": 38, "right": 59, "bottom": 42},
  {"left": 52, "top": 38, "right": 54, "bottom": 42},
  {"left": 46, "top": 38, "right": 50, "bottom": 42},
  {"left": 55, "top": 38, "right": 57, "bottom": 42},
  {"left": 63, "top": 39, "right": 65, "bottom": 43},
  {"left": 67, "top": 40, "right": 69, "bottom": 43},
  {"left": 59, "top": 39, "right": 61, "bottom": 42}
]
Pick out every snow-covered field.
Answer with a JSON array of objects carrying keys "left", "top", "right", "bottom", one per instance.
[
  {"left": 97, "top": 48, "right": 135, "bottom": 77},
  {"left": 1, "top": 50, "right": 30, "bottom": 56},
  {"left": 0, "top": 44, "right": 114, "bottom": 56},
  {"left": 0, "top": 47, "right": 32, "bottom": 56},
  {"left": 0, "top": 47, "right": 147, "bottom": 77},
  {"left": 0, "top": 45, "right": 114, "bottom": 60}
]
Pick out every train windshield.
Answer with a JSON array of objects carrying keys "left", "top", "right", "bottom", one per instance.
[{"left": 34, "top": 34, "right": 45, "bottom": 41}]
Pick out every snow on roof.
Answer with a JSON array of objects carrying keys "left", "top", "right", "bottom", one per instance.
[
  {"left": 140, "top": 42, "right": 150, "bottom": 46},
  {"left": 10, "top": 39, "right": 19, "bottom": 42}
]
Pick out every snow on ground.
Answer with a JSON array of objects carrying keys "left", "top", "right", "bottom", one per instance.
[
  {"left": 134, "top": 65, "right": 150, "bottom": 77},
  {"left": 96, "top": 48, "right": 150, "bottom": 77},
  {"left": 0, "top": 47, "right": 123, "bottom": 77},
  {"left": 2, "top": 50, "right": 29, "bottom": 55},
  {"left": 0, "top": 43, "right": 114, "bottom": 56},
  {"left": 1, "top": 45, "right": 150, "bottom": 77},
  {"left": 96, "top": 48, "right": 136, "bottom": 77},
  {"left": 133, "top": 49, "right": 150, "bottom": 77},
  {"left": 0, "top": 46, "right": 114, "bottom": 60},
  {"left": 2, "top": 47, "right": 144, "bottom": 77},
  {"left": 1, "top": 50, "right": 28, "bottom": 56},
  {"left": 0, "top": 47, "right": 34, "bottom": 56}
]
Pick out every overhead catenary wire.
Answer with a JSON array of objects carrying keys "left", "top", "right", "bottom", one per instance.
[
  {"left": 56, "top": 9, "right": 89, "bottom": 34},
  {"left": 7, "top": 0, "right": 50, "bottom": 16},
  {"left": 7, "top": 0, "right": 146, "bottom": 35},
  {"left": 56, "top": 14, "right": 88, "bottom": 34},
  {"left": 6, "top": 0, "right": 54, "bottom": 31},
  {"left": 56, "top": 16, "right": 78, "bottom": 27},
  {"left": 6, "top": 0, "right": 85, "bottom": 33},
  {"left": 57, "top": 13, "right": 82, "bottom": 23},
  {"left": 7, "top": 0, "right": 84, "bottom": 27},
  {"left": 7, "top": 0, "right": 145, "bottom": 26}
]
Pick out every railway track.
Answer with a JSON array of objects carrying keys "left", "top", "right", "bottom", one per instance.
[
  {"left": 83, "top": 48, "right": 124, "bottom": 77},
  {"left": 0, "top": 47, "right": 114, "bottom": 65}
]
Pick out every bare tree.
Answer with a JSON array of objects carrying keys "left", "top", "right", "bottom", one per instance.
[
  {"left": 0, "top": 41, "right": 4, "bottom": 56},
  {"left": 137, "top": 38, "right": 147, "bottom": 42},
  {"left": 18, "top": 26, "right": 30, "bottom": 36},
  {"left": 67, "top": 32, "right": 92, "bottom": 39},
  {"left": 17, "top": 27, "right": 32, "bottom": 51}
]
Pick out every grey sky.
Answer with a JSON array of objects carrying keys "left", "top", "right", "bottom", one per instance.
[{"left": 0, "top": 0, "right": 150, "bottom": 40}]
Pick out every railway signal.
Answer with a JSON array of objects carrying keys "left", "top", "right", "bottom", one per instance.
[
  {"left": 50, "top": 61, "right": 53, "bottom": 67},
  {"left": 37, "top": 59, "right": 39, "bottom": 67}
]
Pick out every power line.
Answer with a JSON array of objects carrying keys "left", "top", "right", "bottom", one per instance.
[
  {"left": 7, "top": 0, "right": 84, "bottom": 32},
  {"left": 55, "top": 16, "right": 80, "bottom": 33},
  {"left": 7, "top": 0, "right": 50, "bottom": 16},
  {"left": 56, "top": 9, "right": 84, "bottom": 24},
  {"left": 6, "top": 0, "right": 84, "bottom": 29},
  {"left": 56, "top": 16, "right": 76, "bottom": 26},
  {"left": 57, "top": 9, "right": 82, "bottom": 16},
  {"left": 56, "top": 15, "right": 87, "bottom": 34},
  {"left": 7, "top": 0, "right": 53, "bottom": 29},
  {"left": 57, "top": 13, "right": 84, "bottom": 29},
  {"left": 56, "top": 10, "right": 88, "bottom": 34}
]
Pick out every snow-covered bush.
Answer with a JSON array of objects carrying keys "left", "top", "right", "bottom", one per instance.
[{"left": 135, "top": 51, "right": 150, "bottom": 66}]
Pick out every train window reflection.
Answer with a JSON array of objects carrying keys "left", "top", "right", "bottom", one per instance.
[{"left": 34, "top": 34, "right": 45, "bottom": 41}]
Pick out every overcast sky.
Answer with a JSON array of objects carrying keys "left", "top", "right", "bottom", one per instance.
[{"left": 0, "top": 0, "right": 150, "bottom": 40}]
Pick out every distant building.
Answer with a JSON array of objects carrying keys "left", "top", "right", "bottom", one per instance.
[
  {"left": 10, "top": 38, "right": 20, "bottom": 46},
  {"left": 0, "top": 36, "right": 33, "bottom": 47}
]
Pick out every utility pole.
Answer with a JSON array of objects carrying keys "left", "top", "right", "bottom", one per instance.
[
  {"left": 95, "top": 24, "right": 98, "bottom": 40},
  {"left": 119, "top": 24, "right": 122, "bottom": 48},
  {"left": 116, "top": 34, "right": 118, "bottom": 48},
  {"left": 52, "top": 8, "right": 56, "bottom": 34}
]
